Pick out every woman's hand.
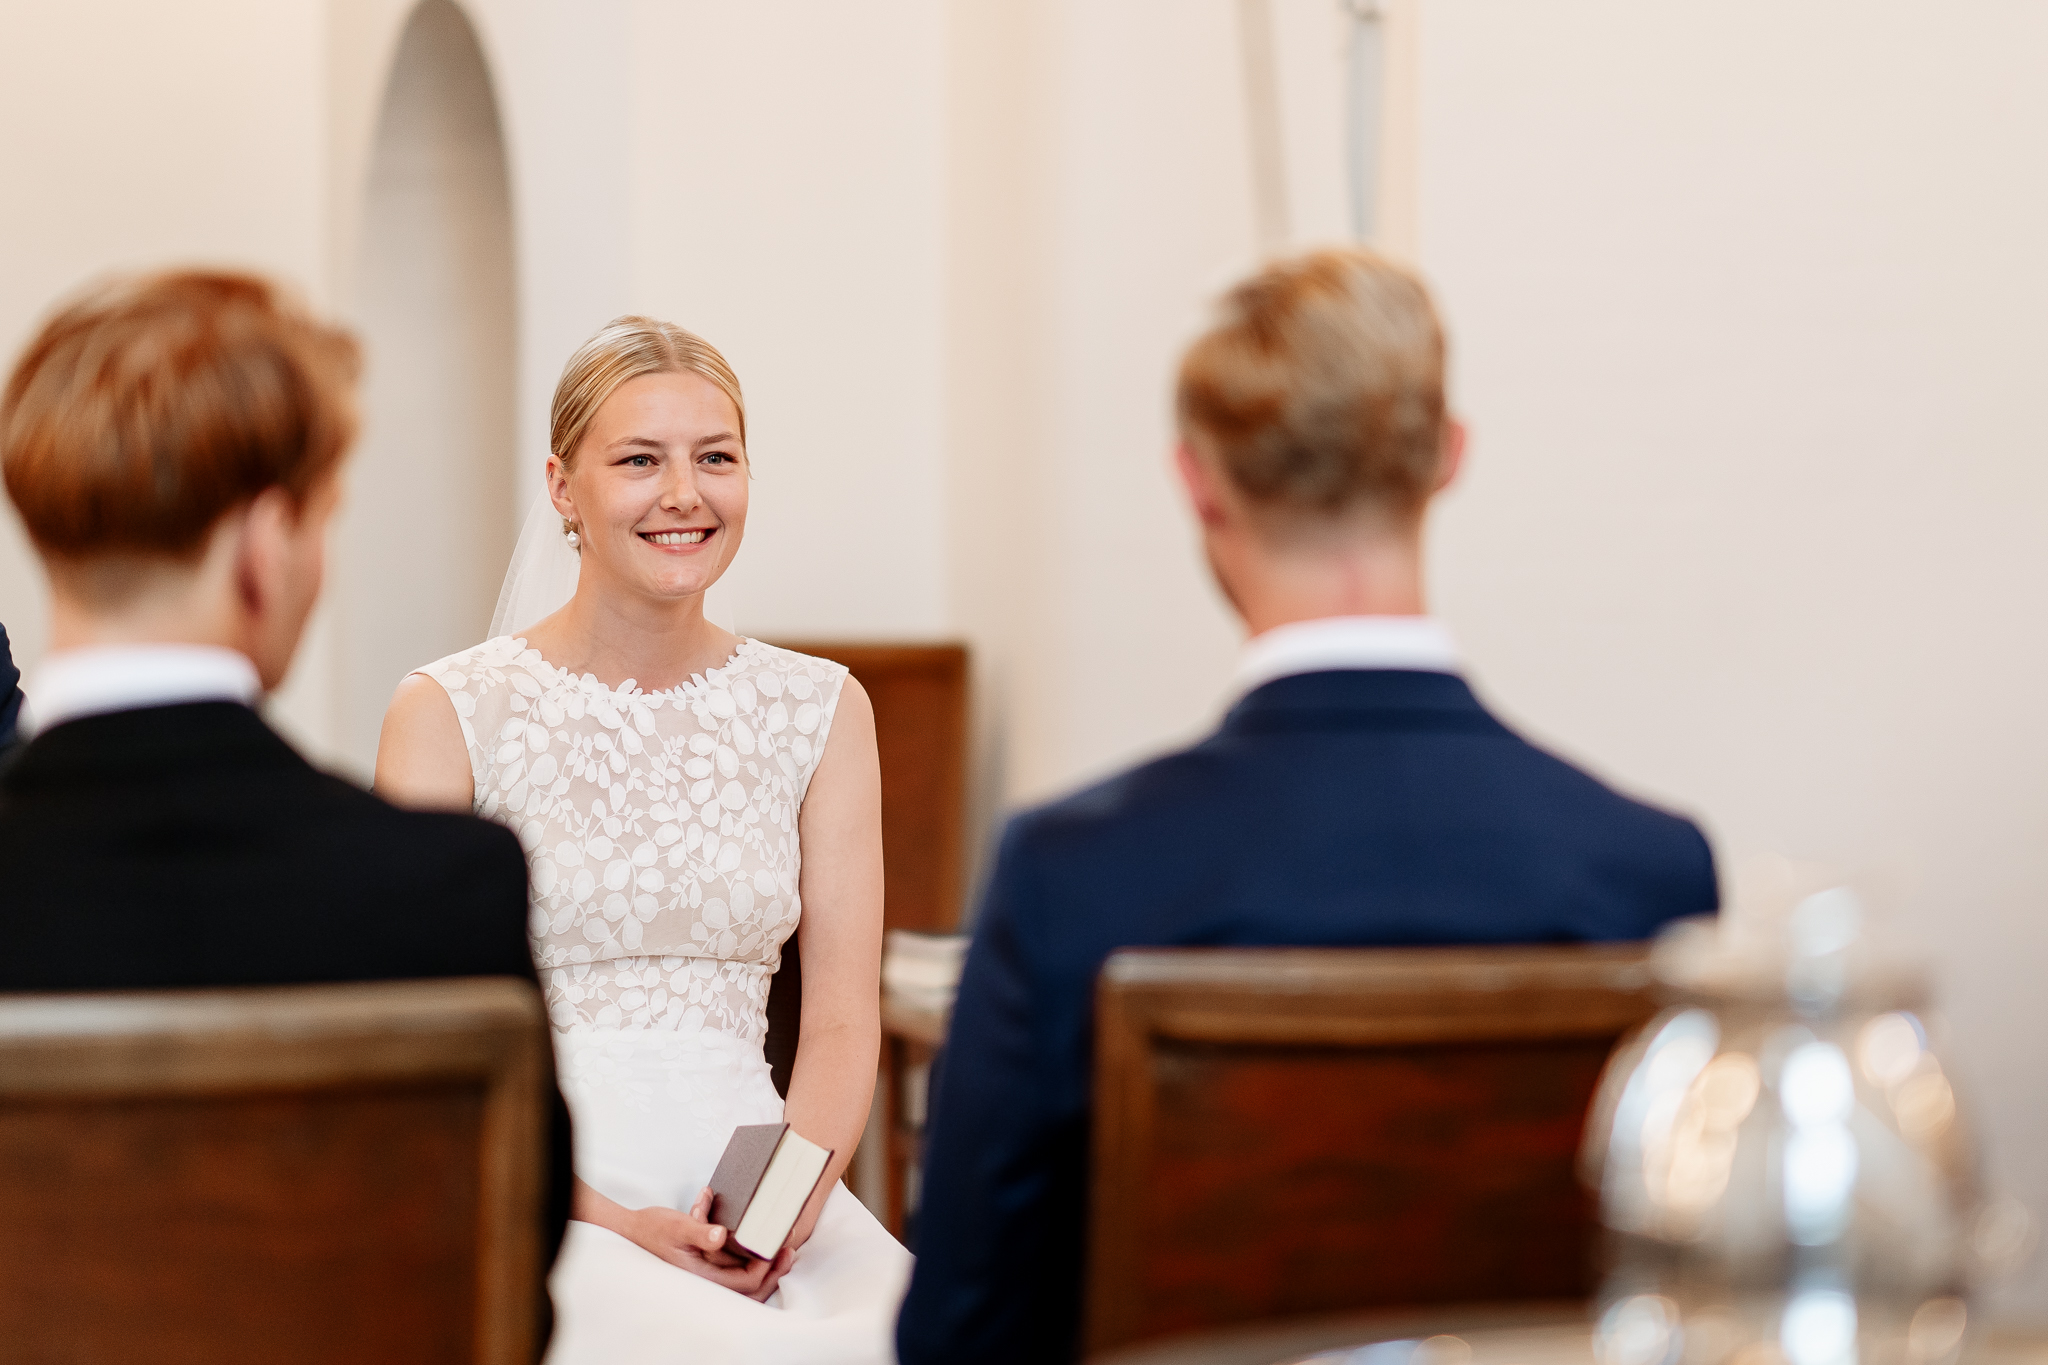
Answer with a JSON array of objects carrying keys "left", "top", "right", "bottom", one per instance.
[
  {"left": 625, "top": 1189, "right": 796, "bottom": 1301},
  {"left": 574, "top": 1178, "right": 795, "bottom": 1301}
]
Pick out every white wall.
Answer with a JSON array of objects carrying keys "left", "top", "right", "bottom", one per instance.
[
  {"left": 945, "top": 0, "right": 1253, "bottom": 815},
  {"left": 1414, "top": 0, "right": 2048, "bottom": 1318},
  {"left": 0, "top": 0, "right": 326, "bottom": 722},
  {"left": 323, "top": 0, "right": 639, "bottom": 762},
  {"left": 622, "top": 1, "right": 951, "bottom": 643},
  {"left": 333, "top": 0, "right": 518, "bottom": 778}
]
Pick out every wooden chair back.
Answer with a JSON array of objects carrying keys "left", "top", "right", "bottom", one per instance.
[
  {"left": 1085, "top": 945, "right": 1658, "bottom": 1356},
  {"left": 0, "top": 977, "right": 548, "bottom": 1365},
  {"left": 767, "top": 641, "right": 969, "bottom": 934},
  {"left": 762, "top": 641, "right": 968, "bottom": 1097}
]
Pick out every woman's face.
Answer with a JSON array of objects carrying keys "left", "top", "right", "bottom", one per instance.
[{"left": 548, "top": 370, "right": 748, "bottom": 607}]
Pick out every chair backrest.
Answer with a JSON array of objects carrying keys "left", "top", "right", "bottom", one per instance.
[
  {"left": 766, "top": 641, "right": 969, "bottom": 933},
  {"left": 0, "top": 977, "right": 547, "bottom": 1365},
  {"left": 1085, "top": 944, "right": 1657, "bottom": 1356},
  {"left": 762, "top": 641, "right": 969, "bottom": 1096}
]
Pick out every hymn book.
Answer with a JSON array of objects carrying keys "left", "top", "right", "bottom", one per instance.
[{"left": 707, "top": 1123, "right": 834, "bottom": 1259}]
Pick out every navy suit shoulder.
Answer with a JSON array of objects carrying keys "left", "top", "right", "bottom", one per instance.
[
  {"left": 897, "top": 670, "right": 1716, "bottom": 1365},
  {"left": 0, "top": 622, "right": 21, "bottom": 750},
  {"left": 1004, "top": 669, "right": 1712, "bottom": 952}
]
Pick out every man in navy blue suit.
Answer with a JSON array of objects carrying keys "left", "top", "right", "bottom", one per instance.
[
  {"left": 895, "top": 248, "right": 1718, "bottom": 1363},
  {"left": 0, "top": 621, "right": 20, "bottom": 748}
]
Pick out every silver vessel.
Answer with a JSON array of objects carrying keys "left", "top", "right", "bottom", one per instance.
[{"left": 1581, "top": 888, "right": 2026, "bottom": 1365}]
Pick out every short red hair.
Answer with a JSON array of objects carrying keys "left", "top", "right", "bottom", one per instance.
[{"left": 2, "top": 270, "right": 360, "bottom": 562}]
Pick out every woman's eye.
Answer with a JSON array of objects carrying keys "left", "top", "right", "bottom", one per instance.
[
  {"left": 703, "top": 451, "right": 735, "bottom": 465},
  {"left": 625, "top": 454, "right": 654, "bottom": 467}
]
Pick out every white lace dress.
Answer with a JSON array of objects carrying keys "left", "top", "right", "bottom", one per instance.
[{"left": 417, "top": 635, "right": 910, "bottom": 1365}]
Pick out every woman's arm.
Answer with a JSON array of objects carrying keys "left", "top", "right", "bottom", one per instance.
[
  {"left": 374, "top": 674, "right": 476, "bottom": 811},
  {"left": 782, "top": 676, "right": 885, "bottom": 1249}
]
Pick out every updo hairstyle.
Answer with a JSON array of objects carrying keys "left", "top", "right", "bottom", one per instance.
[
  {"left": 1176, "top": 248, "right": 1446, "bottom": 526},
  {"left": 550, "top": 316, "right": 745, "bottom": 470}
]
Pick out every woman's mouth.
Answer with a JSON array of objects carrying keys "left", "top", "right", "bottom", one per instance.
[{"left": 641, "top": 529, "right": 712, "bottom": 547}]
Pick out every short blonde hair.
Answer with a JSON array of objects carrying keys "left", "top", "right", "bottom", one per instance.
[
  {"left": 550, "top": 315, "right": 745, "bottom": 467},
  {"left": 3, "top": 270, "right": 359, "bottom": 563},
  {"left": 1177, "top": 247, "right": 1446, "bottom": 523}
]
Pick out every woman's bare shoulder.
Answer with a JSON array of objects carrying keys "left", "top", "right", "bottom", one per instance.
[{"left": 376, "top": 673, "right": 475, "bottom": 811}]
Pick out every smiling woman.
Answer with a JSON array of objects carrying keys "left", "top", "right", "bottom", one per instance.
[
  {"left": 369, "top": 316, "right": 909, "bottom": 1364},
  {"left": 548, "top": 369, "right": 748, "bottom": 621},
  {"left": 539, "top": 315, "right": 751, "bottom": 658}
]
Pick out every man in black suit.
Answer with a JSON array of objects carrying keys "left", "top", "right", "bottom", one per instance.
[
  {"left": 896, "top": 249, "right": 1719, "bottom": 1363},
  {"left": 0, "top": 271, "right": 572, "bottom": 1350}
]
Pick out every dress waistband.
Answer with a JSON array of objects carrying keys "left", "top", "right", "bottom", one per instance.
[{"left": 544, "top": 952, "right": 771, "bottom": 1039}]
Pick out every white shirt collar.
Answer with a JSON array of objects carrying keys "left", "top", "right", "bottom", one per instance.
[
  {"left": 1229, "top": 615, "right": 1459, "bottom": 704},
  {"left": 21, "top": 644, "right": 261, "bottom": 739}
]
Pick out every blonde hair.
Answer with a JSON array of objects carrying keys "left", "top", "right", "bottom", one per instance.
[
  {"left": 1177, "top": 247, "right": 1445, "bottom": 523},
  {"left": 550, "top": 315, "right": 745, "bottom": 467}
]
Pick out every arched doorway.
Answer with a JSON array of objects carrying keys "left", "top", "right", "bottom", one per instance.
[{"left": 334, "top": 0, "right": 517, "bottom": 777}]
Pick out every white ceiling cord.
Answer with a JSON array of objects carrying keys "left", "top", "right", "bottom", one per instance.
[
  {"left": 1239, "top": 0, "right": 1388, "bottom": 253},
  {"left": 1236, "top": 0, "right": 1291, "bottom": 257},
  {"left": 1341, "top": 0, "right": 1385, "bottom": 243}
]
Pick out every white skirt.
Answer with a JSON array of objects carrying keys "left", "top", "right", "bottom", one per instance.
[{"left": 544, "top": 1026, "right": 911, "bottom": 1365}]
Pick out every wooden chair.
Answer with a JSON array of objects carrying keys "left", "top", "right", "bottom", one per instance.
[
  {"left": 0, "top": 977, "right": 549, "bottom": 1365},
  {"left": 1085, "top": 944, "right": 1659, "bottom": 1357},
  {"left": 765, "top": 640, "right": 969, "bottom": 937},
  {"left": 761, "top": 641, "right": 968, "bottom": 1098}
]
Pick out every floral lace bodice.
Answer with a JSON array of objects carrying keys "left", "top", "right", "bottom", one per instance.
[{"left": 417, "top": 635, "right": 846, "bottom": 1040}]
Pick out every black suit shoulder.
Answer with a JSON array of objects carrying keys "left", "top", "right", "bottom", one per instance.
[
  {"left": 297, "top": 769, "right": 539, "bottom": 977},
  {"left": 0, "top": 702, "right": 536, "bottom": 992}
]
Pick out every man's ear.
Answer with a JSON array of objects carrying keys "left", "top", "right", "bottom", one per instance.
[
  {"left": 234, "top": 487, "right": 297, "bottom": 619},
  {"left": 1175, "top": 440, "right": 1229, "bottom": 530},
  {"left": 1435, "top": 418, "right": 1468, "bottom": 494}
]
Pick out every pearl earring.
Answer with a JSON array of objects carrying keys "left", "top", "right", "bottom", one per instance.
[{"left": 565, "top": 527, "right": 581, "bottom": 550}]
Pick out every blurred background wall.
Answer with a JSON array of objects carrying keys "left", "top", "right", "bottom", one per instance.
[{"left": 2, "top": 0, "right": 2045, "bottom": 1317}]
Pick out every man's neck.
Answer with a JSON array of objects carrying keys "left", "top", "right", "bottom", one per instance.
[
  {"left": 48, "top": 596, "right": 243, "bottom": 656},
  {"left": 1226, "top": 533, "right": 1429, "bottom": 638},
  {"left": 46, "top": 533, "right": 247, "bottom": 656}
]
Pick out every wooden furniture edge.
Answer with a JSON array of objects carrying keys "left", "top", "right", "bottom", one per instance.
[
  {"left": 469, "top": 985, "right": 546, "bottom": 1365},
  {"left": 1088, "top": 963, "right": 1156, "bottom": 1354},
  {"left": 0, "top": 978, "right": 544, "bottom": 1094},
  {"left": 0, "top": 977, "right": 547, "bottom": 1365},
  {"left": 1099, "top": 943, "right": 1655, "bottom": 990},
  {"left": 1083, "top": 944, "right": 1661, "bottom": 1355}
]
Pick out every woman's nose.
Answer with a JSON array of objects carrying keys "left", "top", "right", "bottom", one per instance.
[{"left": 660, "top": 462, "right": 702, "bottom": 512}]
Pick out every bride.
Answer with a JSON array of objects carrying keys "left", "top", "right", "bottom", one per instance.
[{"left": 374, "top": 316, "right": 910, "bottom": 1362}]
